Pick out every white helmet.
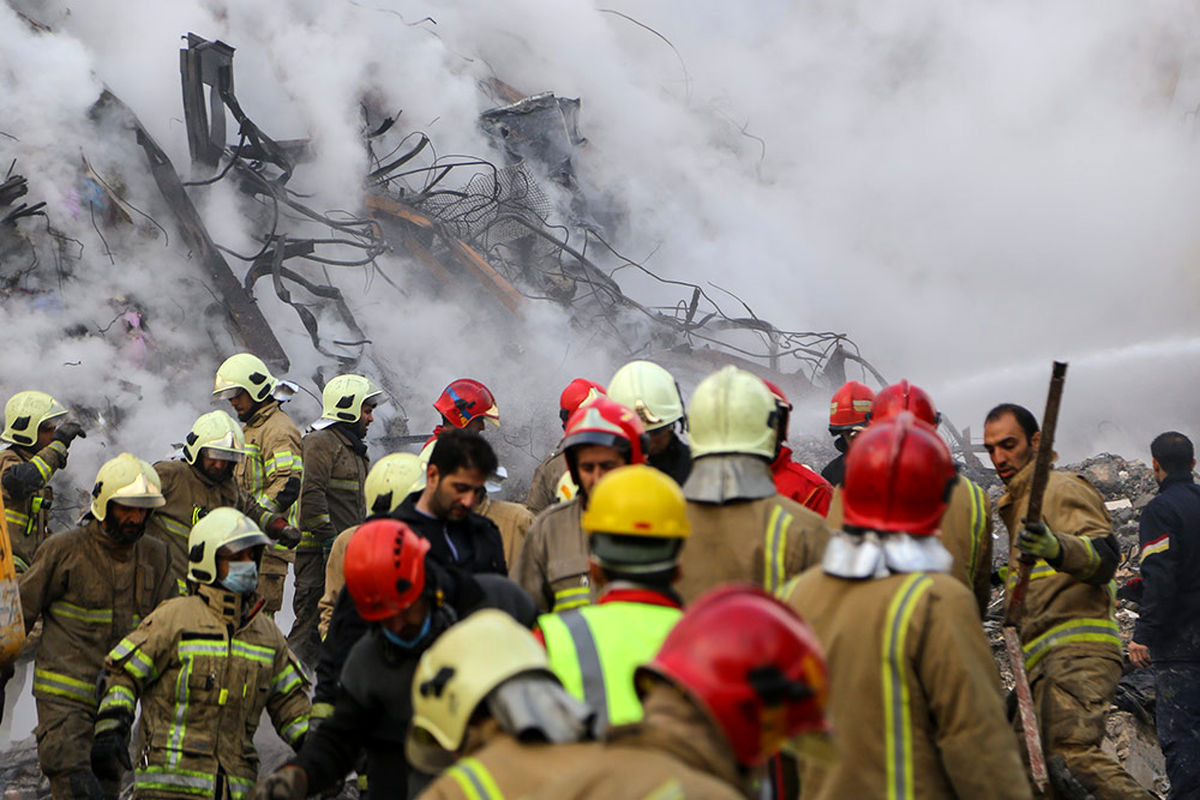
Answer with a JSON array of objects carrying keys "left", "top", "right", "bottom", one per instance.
[
  {"left": 183, "top": 410, "right": 247, "bottom": 465},
  {"left": 607, "top": 361, "right": 685, "bottom": 432}
]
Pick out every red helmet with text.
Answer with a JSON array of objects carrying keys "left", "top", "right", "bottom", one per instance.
[
  {"left": 828, "top": 381, "right": 875, "bottom": 433},
  {"left": 561, "top": 397, "right": 648, "bottom": 486},
  {"left": 638, "top": 585, "right": 829, "bottom": 768},
  {"left": 559, "top": 378, "right": 607, "bottom": 425},
  {"left": 434, "top": 379, "right": 500, "bottom": 429},
  {"left": 870, "top": 380, "right": 940, "bottom": 429},
  {"left": 343, "top": 519, "right": 431, "bottom": 621},
  {"left": 842, "top": 412, "right": 957, "bottom": 536}
]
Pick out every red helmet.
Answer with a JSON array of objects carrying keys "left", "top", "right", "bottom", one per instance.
[
  {"left": 829, "top": 381, "right": 875, "bottom": 432},
  {"left": 434, "top": 379, "right": 499, "bottom": 429},
  {"left": 842, "top": 412, "right": 956, "bottom": 536},
  {"left": 562, "top": 397, "right": 648, "bottom": 485},
  {"left": 559, "top": 378, "right": 607, "bottom": 425},
  {"left": 870, "top": 380, "right": 940, "bottom": 428},
  {"left": 343, "top": 519, "right": 431, "bottom": 621},
  {"left": 639, "top": 585, "right": 829, "bottom": 768}
]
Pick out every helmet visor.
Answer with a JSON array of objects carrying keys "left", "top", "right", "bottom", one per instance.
[
  {"left": 211, "top": 386, "right": 244, "bottom": 402},
  {"left": 199, "top": 445, "right": 244, "bottom": 463},
  {"left": 217, "top": 530, "right": 271, "bottom": 556},
  {"left": 110, "top": 494, "right": 166, "bottom": 510}
]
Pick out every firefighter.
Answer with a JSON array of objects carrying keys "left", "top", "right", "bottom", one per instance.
[
  {"left": 212, "top": 353, "right": 304, "bottom": 616},
  {"left": 92, "top": 508, "right": 311, "bottom": 799},
  {"left": 984, "top": 403, "right": 1151, "bottom": 799},
  {"left": 821, "top": 380, "right": 874, "bottom": 486},
  {"left": 0, "top": 390, "right": 86, "bottom": 573},
  {"left": 474, "top": 477, "right": 533, "bottom": 570},
  {"left": 419, "top": 378, "right": 501, "bottom": 467},
  {"left": 316, "top": 452, "right": 424, "bottom": 642},
  {"left": 511, "top": 396, "right": 647, "bottom": 613},
  {"left": 607, "top": 359, "right": 692, "bottom": 485},
  {"left": 18, "top": 454, "right": 172, "bottom": 799},
  {"left": 677, "top": 365, "right": 830, "bottom": 603},
  {"left": 761, "top": 379, "right": 834, "bottom": 515},
  {"left": 390, "top": 428, "right": 507, "bottom": 575},
  {"left": 529, "top": 585, "right": 831, "bottom": 800},
  {"left": 255, "top": 518, "right": 535, "bottom": 799},
  {"left": 406, "top": 610, "right": 597, "bottom": 800},
  {"left": 783, "top": 413, "right": 1031, "bottom": 799},
  {"left": 291, "top": 374, "right": 380, "bottom": 667},
  {"left": 525, "top": 378, "right": 605, "bottom": 513},
  {"left": 150, "top": 410, "right": 299, "bottom": 596},
  {"left": 537, "top": 464, "right": 687, "bottom": 733}
]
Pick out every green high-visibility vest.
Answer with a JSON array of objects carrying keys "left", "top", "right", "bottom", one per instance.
[{"left": 539, "top": 601, "right": 682, "bottom": 732}]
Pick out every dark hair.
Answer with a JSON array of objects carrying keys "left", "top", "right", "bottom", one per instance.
[
  {"left": 985, "top": 403, "right": 1039, "bottom": 443},
  {"left": 1151, "top": 431, "right": 1194, "bottom": 474},
  {"left": 429, "top": 428, "right": 498, "bottom": 478}
]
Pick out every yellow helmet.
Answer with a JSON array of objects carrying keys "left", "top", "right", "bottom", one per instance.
[
  {"left": 182, "top": 410, "right": 246, "bottom": 465},
  {"left": 688, "top": 365, "right": 777, "bottom": 460},
  {"left": 365, "top": 453, "right": 425, "bottom": 514},
  {"left": 186, "top": 507, "right": 271, "bottom": 585},
  {"left": 607, "top": 360, "right": 685, "bottom": 432},
  {"left": 212, "top": 353, "right": 279, "bottom": 403},
  {"left": 408, "top": 610, "right": 553, "bottom": 758},
  {"left": 582, "top": 463, "right": 690, "bottom": 535},
  {"left": 319, "top": 374, "right": 385, "bottom": 426},
  {"left": 2, "top": 391, "right": 67, "bottom": 447},
  {"left": 90, "top": 453, "right": 166, "bottom": 522}
]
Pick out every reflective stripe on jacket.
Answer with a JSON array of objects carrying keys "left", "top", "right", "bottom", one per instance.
[
  {"left": 299, "top": 426, "right": 367, "bottom": 549},
  {"left": 511, "top": 499, "right": 592, "bottom": 613},
  {"left": 0, "top": 441, "right": 66, "bottom": 571},
  {"left": 238, "top": 402, "right": 304, "bottom": 549}
]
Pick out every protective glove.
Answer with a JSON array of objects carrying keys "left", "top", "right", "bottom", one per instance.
[
  {"left": 90, "top": 729, "right": 132, "bottom": 783},
  {"left": 274, "top": 476, "right": 302, "bottom": 513},
  {"left": 53, "top": 420, "right": 87, "bottom": 447},
  {"left": 266, "top": 515, "right": 302, "bottom": 549},
  {"left": 1017, "top": 520, "right": 1061, "bottom": 561},
  {"left": 253, "top": 765, "right": 308, "bottom": 800}
]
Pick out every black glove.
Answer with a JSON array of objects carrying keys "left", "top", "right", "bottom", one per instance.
[
  {"left": 90, "top": 729, "right": 132, "bottom": 782},
  {"left": 53, "top": 420, "right": 86, "bottom": 447},
  {"left": 266, "top": 515, "right": 302, "bottom": 548},
  {"left": 275, "top": 476, "right": 302, "bottom": 512}
]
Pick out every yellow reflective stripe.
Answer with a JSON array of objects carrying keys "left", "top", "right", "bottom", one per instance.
[
  {"left": 98, "top": 684, "right": 136, "bottom": 714},
  {"left": 178, "top": 640, "right": 227, "bottom": 659},
  {"left": 763, "top": 505, "right": 791, "bottom": 594},
  {"left": 95, "top": 716, "right": 125, "bottom": 734},
  {"left": 175, "top": 578, "right": 189, "bottom": 596},
  {"left": 158, "top": 515, "right": 192, "bottom": 537},
  {"left": 49, "top": 599, "right": 113, "bottom": 624},
  {"left": 1005, "top": 560, "right": 1056, "bottom": 590},
  {"left": 1077, "top": 536, "right": 1102, "bottom": 580},
  {"left": 13, "top": 554, "right": 29, "bottom": 572},
  {"left": 134, "top": 766, "right": 214, "bottom": 796},
  {"left": 228, "top": 774, "right": 255, "bottom": 800},
  {"left": 447, "top": 757, "right": 506, "bottom": 800},
  {"left": 311, "top": 701, "right": 335, "bottom": 720},
  {"left": 281, "top": 714, "right": 309, "bottom": 745},
  {"left": 272, "top": 664, "right": 303, "bottom": 695},
  {"left": 966, "top": 481, "right": 986, "bottom": 586},
  {"left": 1023, "top": 618, "right": 1120, "bottom": 672},
  {"left": 882, "top": 573, "right": 934, "bottom": 800},
  {"left": 642, "top": 780, "right": 685, "bottom": 800},
  {"left": 231, "top": 639, "right": 274, "bottom": 665},
  {"left": 168, "top": 658, "right": 192, "bottom": 766},
  {"left": 5, "top": 509, "right": 29, "bottom": 525},
  {"left": 327, "top": 478, "right": 361, "bottom": 492},
  {"left": 777, "top": 572, "right": 804, "bottom": 602},
  {"left": 33, "top": 668, "right": 96, "bottom": 705},
  {"left": 552, "top": 586, "right": 592, "bottom": 612},
  {"left": 29, "top": 454, "right": 52, "bottom": 482}
]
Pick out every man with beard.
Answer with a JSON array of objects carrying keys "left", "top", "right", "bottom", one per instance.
[
  {"left": 18, "top": 454, "right": 173, "bottom": 799},
  {"left": 211, "top": 353, "right": 304, "bottom": 616},
  {"left": 150, "top": 411, "right": 299, "bottom": 597},
  {"left": 392, "top": 428, "right": 506, "bottom": 576}
]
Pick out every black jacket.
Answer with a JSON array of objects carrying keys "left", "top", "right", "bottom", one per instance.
[
  {"left": 1135, "top": 471, "right": 1200, "bottom": 662},
  {"left": 390, "top": 490, "right": 507, "bottom": 575},
  {"left": 298, "top": 565, "right": 536, "bottom": 796},
  {"left": 650, "top": 432, "right": 692, "bottom": 486},
  {"left": 821, "top": 453, "right": 846, "bottom": 487}
]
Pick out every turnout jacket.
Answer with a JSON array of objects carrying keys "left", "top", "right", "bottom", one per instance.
[
  {"left": 300, "top": 424, "right": 368, "bottom": 550},
  {"left": 238, "top": 402, "right": 304, "bottom": 565},
  {"left": 477, "top": 495, "right": 533, "bottom": 572},
  {"left": 525, "top": 451, "right": 567, "bottom": 515},
  {"left": 1134, "top": 470, "right": 1200, "bottom": 661},
  {"left": 391, "top": 491, "right": 507, "bottom": 576},
  {"left": 98, "top": 584, "right": 310, "bottom": 799},
  {"left": 510, "top": 498, "right": 590, "bottom": 613},
  {"left": 770, "top": 445, "right": 834, "bottom": 516},
  {"left": 783, "top": 568, "right": 1031, "bottom": 800},
  {"left": 998, "top": 460, "right": 1121, "bottom": 674},
  {"left": 677, "top": 495, "right": 830, "bottom": 604},
  {"left": 0, "top": 440, "right": 68, "bottom": 572},
  {"left": 316, "top": 524, "right": 360, "bottom": 641},
  {"left": 20, "top": 519, "right": 173, "bottom": 709}
]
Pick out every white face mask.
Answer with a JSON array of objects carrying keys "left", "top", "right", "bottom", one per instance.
[{"left": 222, "top": 560, "right": 259, "bottom": 595}]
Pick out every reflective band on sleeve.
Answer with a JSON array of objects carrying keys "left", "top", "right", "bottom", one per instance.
[
  {"left": 882, "top": 573, "right": 934, "bottom": 800},
  {"left": 967, "top": 481, "right": 986, "bottom": 586},
  {"left": 6, "top": 509, "right": 29, "bottom": 527},
  {"left": 552, "top": 586, "right": 591, "bottom": 612},
  {"left": 763, "top": 505, "right": 792, "bottom": 594},
  {"left": 158, "top": 516, "right": 192, "bottom": 538},
  {"left": 1140, "top": 534, "right": 1170, "bottom": 560},
  {"left": 281, "top": 714, "right": 309, "bottom": 745},
  {"left": 228, "top": 774, "right": 255, "bottom": 800},
  {"left": 13, "top": 554, "right": 29, "bottom": 572},
  {"left": 49, "top": 600, "right": 113, "bottom": 625},
  {"left": 1022, "top": 618, "right": 1121, "bottom": 672},
  {"left": 1005, "top": 561, "right": 1056, "bottom": 591},
  {"left": 30, "top": 455, "right": 52, "bottom": 482},
  {"left": 98, "top": 684, "right": 136, "bottom": 714},
  {"left": 272, "top": 664, "right": 303, "bottom": 695},
  {"left": 642, "top": 779, "right": 685, "bottom": 800},
  {"left": 33, "top": 668, "right": 97, "bottom": 706},
  {"left": 447, "top": 757, "right": 506, "bottom": 800}
]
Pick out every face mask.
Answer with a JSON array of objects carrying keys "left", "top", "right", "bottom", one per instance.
[
  {"left": 222, "top": 561, "right": 258, "bottom": 595},
  {"left": 382, "top": 613, "right": 431, "bottom": 649}
]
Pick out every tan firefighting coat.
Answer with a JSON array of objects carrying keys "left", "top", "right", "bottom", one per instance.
[
  {"left": 783, "top": 568, "right": 1031, "bottom": 800},
  {"left": 827, "top": 477, "right": 994, "bottom": 616},
  {"left": 19, "top": 519, "right": 173, "bottom": 710},
  {"left": 510, "top": 499, "right": 591, "bottom": 613},
  {"left": 419, "top": 720, "right": 601, "bottom": 800},
  {"left": 525, "top": 452, "right": 567, "bottom": 515},
  {"left": 98, "top": 584, "right": 311, "bottom": 799},
  {"left": 477, "top": 496, "right": 533, "bottom": 571},
  {"left": 528, "top": 683, "right": 748, "bottom": 800},
  {"left": 997, "top": 459, "right": 1122, "bottom": 675},
  {"left": 0, "top": 440, "right": 67, "bottom": 571},
  {"left": 238, "top": 402, "right": 304, "bottom": 569},
  {"left": 149, "top": 460, "right": 278, "bottom": 594},
  {"left": 676, "top": 495, "right": 830, "bottom": 604},
  {"left": 299, "top": 426, "right": 367, "bottom": 551},
  {"left": 317, "top": 523, "right": 359, "bottom": 640}
]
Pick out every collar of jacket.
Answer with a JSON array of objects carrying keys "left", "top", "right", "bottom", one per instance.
[
  {"left": 244, "top": 399, "right": 280, "bottom": 429},
  {"left": 683, "top": 454, "right": 776, "bottom": 504},
  {"left": 331, "top": 422, "right": 368, "bottom": 457},
  {"left": 597, "top": 584, "right": 683, "bottom": 609},
  {"left": 1159, "top": 470, "right": 1195, "bottom": 490},
  {"left": 769, "top": 444, "right": 793, "bottom": 473},
  {"left": 821, "top": 529, "right": 953, "bottom": 579},
  {"left": 998, "top": 451, "right": 1059, "bottom": 509},
  {"left": 617, "top": 681, "right": 746, "bottom": 792},
  {"left": 195, "top": 582, "right": 257, "bottom": 628}
]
